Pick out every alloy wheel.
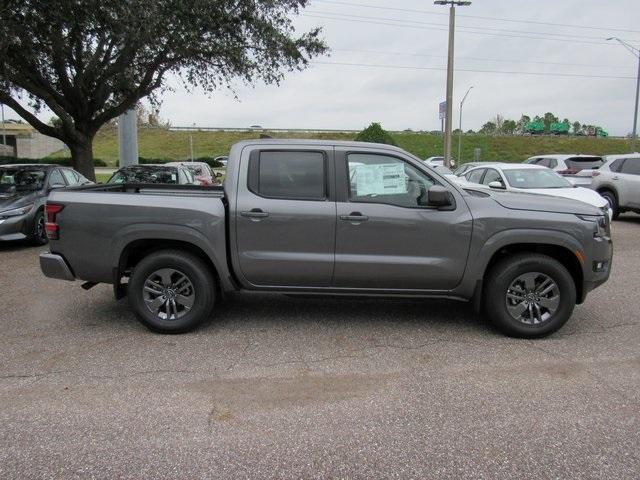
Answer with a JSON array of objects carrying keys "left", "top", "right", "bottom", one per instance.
[
  {"left": 505, "top": 272, "right": 560, "bottom": 325},
  {"left": 142, "top": 268, "right": 195, "bottom": 320}
]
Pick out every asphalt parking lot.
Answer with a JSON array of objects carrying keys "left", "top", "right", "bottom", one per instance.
[{"left": 1, "top": 216, "right": 639, "bottom": 479}]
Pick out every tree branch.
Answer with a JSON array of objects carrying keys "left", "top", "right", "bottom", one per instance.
[{"left": 0, "top": 91, "right": 64, "bottom": 141}]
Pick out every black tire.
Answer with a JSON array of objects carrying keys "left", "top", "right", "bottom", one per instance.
[
  {"left": 599, "top": 190, "right": 619, "bottom": 220},
  {"left": 483, "top": 253, "right": 576, "bottom": 338},
  {"left": 30, "top": 209, "right": 48, "bottom": 245},
  {"left": 128, "top": 249, "right": 216, "bottom": 333}
]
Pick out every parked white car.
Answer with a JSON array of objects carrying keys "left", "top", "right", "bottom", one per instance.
[
  {"left": 525, "top": 154, "right": 604, "bottom": 186},
  {"left": 425, "top": 156, "right": 455, "bottom": 168},
  {"left": 461, "top": 163, "right": 612, "bottom": 219},
  {"left": 588, "top": 153, "right": 640, "bottom": 219}
]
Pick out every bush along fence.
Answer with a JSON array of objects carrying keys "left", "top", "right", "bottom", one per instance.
[{"left": 0, "top": 156, "right": 108, "bottom": 167}]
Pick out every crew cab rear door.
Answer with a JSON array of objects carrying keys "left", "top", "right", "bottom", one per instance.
[
  {"left": 234, "top": 146, "right": 336, "bottom": 287},
  {"left": 332, "top": 148, "right": 473, "bottom": 290}
]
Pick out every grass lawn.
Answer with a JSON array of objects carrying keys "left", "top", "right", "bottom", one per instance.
[
  {"left": 51, "top": 126, "right": 636, "bottom": 167},
  {"left": 95, "top": 173, "right": 112, "bottom": 183}
]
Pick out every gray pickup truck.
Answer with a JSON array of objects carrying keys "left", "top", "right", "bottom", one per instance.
[{"left": 40, "top": 140, "right": 613, "bottom": 338}]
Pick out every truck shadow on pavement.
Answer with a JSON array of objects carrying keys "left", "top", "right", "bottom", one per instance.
[{"left": 95, "top": 290, "right": 488, "bottom": 337}]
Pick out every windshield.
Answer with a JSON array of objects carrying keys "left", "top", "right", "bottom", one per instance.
[
  {"left": 108, "top": 167, "right": 179, "bottom": 184},
  {"left": 0, "top": 167, "right": 47, "bottom": 194},
  {"left": 503, "top": 168, "right": 572, "bottom": 189}
]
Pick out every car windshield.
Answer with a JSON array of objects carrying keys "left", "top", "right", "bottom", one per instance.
[
  {"left": 503, "top": 168, "right": 572, "bottom": 189},
  {"left": 108, "top": 166, "right": 179, "bottom": 184},
  {"left": 0, "top": 167, "right": 47, "bottom": 194}
]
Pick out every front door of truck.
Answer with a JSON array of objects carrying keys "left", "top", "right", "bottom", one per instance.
[
  {"left": 332, "top": 149, "right": 472, "bottom": 290},
  {"left": 235, "top": 147, "right": 336, "bottom": 287}
]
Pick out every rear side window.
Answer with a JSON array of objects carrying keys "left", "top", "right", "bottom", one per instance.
[
  {"left": 565, "top": 157, "right": 603, "bottom": 171},
  {"left": 61, "top": 169, "right": 79, "bottom": 185},
  {"left": 620, "top": 158, "right": 640, "bottom": 175},
  {"left": 482, "top": 169, "right": 503, "bottom": 185},
  {"left": 609, "top": 158, "right": 625, "bottom": 172},
  {"left": 466, "top": 169, "right": 485, "bottom": 183},
  {"left": 48, "top": 169, "right": 66, "bottom": 187},
  {"left": 249, "top": 151, "right": 326, "bottom": 200}
]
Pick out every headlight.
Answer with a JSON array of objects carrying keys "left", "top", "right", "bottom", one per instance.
[
  {"left": 0, "top": 204, "right": 34, "bottom": 218},
  {"left": 577, "top": 214, "right": 609, "bottom": 238}
]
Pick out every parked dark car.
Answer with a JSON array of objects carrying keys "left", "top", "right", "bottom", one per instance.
[
  {"left": 107, "top": 164, "right": 196, "bottom": 185},
  {"left": 0, "top": 164, "right": 91, "bottom": 244}
]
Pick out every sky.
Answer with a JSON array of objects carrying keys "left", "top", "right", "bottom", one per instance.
[{"left": 4, "top": 0, "right": 640, "bottom": 136}]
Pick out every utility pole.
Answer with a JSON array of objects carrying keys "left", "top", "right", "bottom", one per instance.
[
  {"left": 118, "top": 109, "right": 138, "bottom": 167},
  {"left": 458, "top": 86, "right": 473, "bottom": 165},
  {"left": 608, "top": 37, "right": 640, "bottom": 151},
  {"left": 435, "top": 1, "right": 471, "bottom": 168},
  {"left": 0, "top": 102, "right": 6, "bottom": 150}
]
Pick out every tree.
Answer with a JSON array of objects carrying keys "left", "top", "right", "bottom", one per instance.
[
  {"left": 493, "top": 114, "right": 505, "bottom": 132},
  {"left": 501, "top": 119, "right": 517, "bottom": 135},
  {"left": 354, "top": 123, "right": 397, "bottom": 145},
  {"left": 543, "top": 112, "right": 558, "bottom": 132},
  {"left": 516, "top": 115, "right": 530, "bottom": 134},
  {"left": 0, "top": 1, "right": 327, "bottom": 179},
  {"left": 572, "top": 121, "right": 582, "bottom": 134},
  {"left": 479, "top": 121, "right": 497, "bottom": 135}
]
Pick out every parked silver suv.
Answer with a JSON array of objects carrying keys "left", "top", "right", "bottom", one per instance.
[{"left": 589, "top": 153, "right": 640, "bottom": 219}]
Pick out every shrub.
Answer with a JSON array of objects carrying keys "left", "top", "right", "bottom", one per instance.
[
  {"left": 354, "top": 122, "right": 397, "bottom": 146},
  {"left": 0, "top": 156, "right": 106, "bottom": 166}
]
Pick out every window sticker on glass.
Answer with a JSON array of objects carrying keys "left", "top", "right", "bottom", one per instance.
[
  {"left": 171, "top": 173, "right": 177, "bottom": 182},
  {"left": 353, "top": 163, "right": 407, "bottom": 196}
]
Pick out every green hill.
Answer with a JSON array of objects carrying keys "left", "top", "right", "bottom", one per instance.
[{"left": 52, "top": 126, "right": 635, "bottom": 166}]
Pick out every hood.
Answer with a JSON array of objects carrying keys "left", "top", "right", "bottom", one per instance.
[
  {"left": 522, "top": 187, "right": 608, "bottom": 209},
  {"left": 486, "top": 189, "right": 602, "bottom": 216},
  {"left": 0, "top": 190, "right": 42, "bottom": 213}
]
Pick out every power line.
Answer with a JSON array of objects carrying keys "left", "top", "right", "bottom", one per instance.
[
  {"left": 307, "top": 9, "right": 634, "bottom": 42},
  {"left": 303, "top": 14, "right": 619, "bottom": 46},
  {"left": 311, "top": 0, "right": 640, "bottom": 34},
  {"left": 332, "top": 48, "right": 634, "bottom": 70},
  {"left": 311, "top": 60, "right": 637, "bottom": 80}
]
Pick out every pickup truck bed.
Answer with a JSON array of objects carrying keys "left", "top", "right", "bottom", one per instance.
[{"left": 40, "top": 139, "right": 613, "bottom": 338}]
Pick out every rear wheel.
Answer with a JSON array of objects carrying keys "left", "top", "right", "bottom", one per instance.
[
  {"left": 484, "top": 253, "right": 576, "bottom": 338},
  {"left": 599, "top": 190, "right": 619, "bottom": 220},
  {"left": 128, "top": 249, "right": 216, "bottom": 333}
]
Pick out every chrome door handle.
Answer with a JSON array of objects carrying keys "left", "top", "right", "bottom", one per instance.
[
  {"left": 340, "top": 213, "right": 369, "bottom": 222},
  {"left": 241, "top": 209, "right": 269, "bottom": 218}
]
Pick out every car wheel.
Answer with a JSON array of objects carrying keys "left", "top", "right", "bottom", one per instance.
[
  {"left": 31, "top": 209, "right": 48, "bottom": 245},
  {"left": 484, "top": 253, "right": 576, "bottom": 338},
  {"left": 599, "top": 190, "right": 619, "bottom": 220},
  {"left": 128, "top": 249, "right": 216, "bottom": 333}
]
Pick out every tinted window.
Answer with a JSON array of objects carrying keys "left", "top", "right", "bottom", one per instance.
[
  {"left": 536, "top": 158, "right": 551, "bottom": 167},
  {"left": 609, "top": 159, "right": 625, "bottom": 172},
  {"left": 49, "top": 169, "right": 66, "bottom": 187},
  {"left": 620, "top": 158, "right": 640, "bottom": 175},
  {"left": 61, "top": 169, "right": 79, "bottom": 185},
  {"left": 348, "top": 153, "right": 437, "bottom": 208},
  {"left": 565, "top": 157, "right": 603, "bottom": 171},
  {"left": 251, "top": 151, "right": 326, "bottom": 199},
  {"left": 466, "top": 169, "right": 485, "bottom": 184},
  {"left": 482, "top": 169, "right": 503, "bottom": 185},
  {"left": 548, "top": 159, "right": 558, "bottom": 168}
]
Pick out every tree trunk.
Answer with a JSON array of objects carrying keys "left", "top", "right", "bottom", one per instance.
[{"left": 69, "top": 140, "right": 96, "bottom": 181}]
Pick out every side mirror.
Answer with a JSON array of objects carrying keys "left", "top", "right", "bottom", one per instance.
[
  {"left": 427, "top": 185, "right": 452, "bottom": 207},
  {"left": 488, "top": 181, "right": 505, "bottom": 190}
]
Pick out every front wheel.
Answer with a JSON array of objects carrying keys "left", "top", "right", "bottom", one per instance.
[
  {"left": 484, "top": 253, "right": 576, "bottom": 338},
  {"left": 128, "top": 249, "right": 216, "bottom": 333},
  {"left": 31, "top": 209, "right": 48, "bottom": 245},
  {"left": 599, "top": 190, "right": 619, "bottom": 220}
]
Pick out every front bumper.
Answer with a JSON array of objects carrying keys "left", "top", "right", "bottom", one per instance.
[
  {"left": 580, "top": 236, "right": 613, "bottom": 302},
  {"left": 0, "top": 214, "right": 29, "bottom": 241},
  {"left": 40, "top": 252, "right": 76, "bottom": 281}
]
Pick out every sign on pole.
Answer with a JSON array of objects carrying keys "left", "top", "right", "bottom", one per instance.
[{"left": 439, "top": 101, "right": 447, "bottom": 120}]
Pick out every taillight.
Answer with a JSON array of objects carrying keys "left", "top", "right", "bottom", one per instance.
[
  {"left": 45, "top": 203, "right": 64, "bottom": 240},
  {"left": 557, "top": 169, "right": 577, "bottom": 175},
  {"left": 592, "top": 171, "right": 601, "bottom": 177}
]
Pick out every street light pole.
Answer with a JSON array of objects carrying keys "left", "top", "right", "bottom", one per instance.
[
  {"left": 435, "top": 0, "right": 471, "bottom": 168},
  {"left": 607, "top": 37, "right": 640, "bottom": 151},
  {"left": 458, "top": 86, "right": 473, "bottom": 165}
]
